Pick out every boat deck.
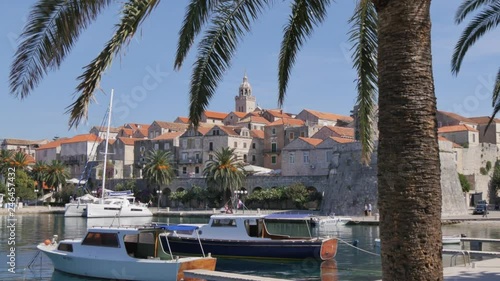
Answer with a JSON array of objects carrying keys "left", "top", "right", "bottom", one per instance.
[{"left": 184, "top": 269, "right": 289, "bottom": 281}]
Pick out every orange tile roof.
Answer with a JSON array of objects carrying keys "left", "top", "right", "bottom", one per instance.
[
  {"left": 468, "top": 116, "right": 500, "bottom": 124},
  {"left": 36, "top": 138, "right": 69, "bottom": 150},
  {"left": 154, "top": 131, "right": 183, "bottom": 140},
  {"left": 25, "top": 154, "right": 36, "bottom": 164},
  {"left": 250, "top": 130, "right": 264, "bottom": 139},
  {"left": 217, "top": 126, "right": 240, "bottom": 136},
  {"left": 328, "top": 137, "right": 356, "bottom": 144},
  {"left": 175, "top": 116, "right": 190, "bottom": 124},
  {"left": 124, "top": 123, "right": 150, "bottom": 130},
  {"left": 303, "top": 109, "right": 353, "bottom": 123},
  {"left": 239, "top": 116, "right": 270, "bottom": 124},
  {"left": 438, "top": 111, "right": 477, "bottom": 124},
  {"left": 153, "top": 121, "right": 189, "bottom": 131},
  {"left": 134, "top": 128, "right": 148, "bottom": 137},
  {"left": 266, "top": 109, "right": 291, "bottom": 118},
  {"left": 438, "top": 124, "right": 478, "bottom": 133},
  {"left": 232, "top": 111, "right": 247, "bottom": 118},
  {"left": 118, "top": 137, "right": 142, "bottom": 145},
  {"left": 244, "top": 111, "right": 261, "bottom": 118},
  {"left": 119, "top": 128, "right": 133, "bottom": 136},
  {"left": 299, "top": 137, "right": 323, "bottom": 146},
  {"left": 61, "top": 134, "right": 101, "bottom": 144},
  {"left": 197, "top": 127, "right": 212, "bottom": 135},
  {"left": 325, "top": 126, "right": 355, "bottom": 138},
  {"left": 204, "top": 110, "right": 228, "bottom": 120},
  {"left": 268, "top": 118, "right": 305, "bottom": 126},
  {"left": 438, "top": 136, "right": 462, "bottom": 148}
]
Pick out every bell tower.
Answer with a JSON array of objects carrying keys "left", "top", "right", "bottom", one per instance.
[{"left": 235, "top": 73, "right": 256, "bottom": 113}]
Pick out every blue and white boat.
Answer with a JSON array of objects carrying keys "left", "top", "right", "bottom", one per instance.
[{"left": 158, "top": 214, "right": 338, "bottom": 260}]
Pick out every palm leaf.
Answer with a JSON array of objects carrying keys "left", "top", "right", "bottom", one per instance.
[
  {"left": 452, "top": 1, "right": 500, "bottom": 74},
  {"left": 188, "top": 0, "right": 272, "bottom": 127},
  {"left": 10, "top": 0, "right": 112, "bottom": 99},
  {"left": 455, "top": 0, "right": 497, "bottom": 24},
  {"left": 348, "top": 0, "right": 378, "bottom": 165},
  {"left": 67, "top": 0, "right": 160, "bottom": 128},
  {"left": 489, "top": 68, "right": 500, "bottom": 127},
  {"left": 278, "top": 0, "right": 331, "bottom": 106},
  {"left": 174, "top": 0, "right": 220, "bottom": 70}
]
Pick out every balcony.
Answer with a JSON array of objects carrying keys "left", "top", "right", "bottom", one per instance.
[
  {"left": 263, "top": 149, "right": 281, "bottom": 155},
  {"left": 178, "top": 157, "right": 203, "bottom": 164}
]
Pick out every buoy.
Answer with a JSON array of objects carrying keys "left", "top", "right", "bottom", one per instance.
[
  {"left": 44, "top": 239, "right": 51, "bottom": 245},
  {"left": 352, "top": 240, "right": 359, "bottom": 247}
]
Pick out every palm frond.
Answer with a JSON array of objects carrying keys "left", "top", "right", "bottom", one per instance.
[
  {"left": 174, "top": 0, "right": 220, "bottom": 70},
  {"left": 278, "top": 0, "right": 331, "bottom": 106},
  {"left": 10, "top": 0, "right": 112, "bottom": 99},
  {"left": 452, "top": 1, "right": 500, "bottom": 75},
  {"left": 66, "top": 0, "right": 160, "bottom": 128},
  {"left": 455, "top": 0, "right": 497, "bottom": 24},
  {"left": 348, "top": 0, "right": 378, "bottom": 165},
  {"left": 189, "top": 0, "right": 272, "bottom": 127},
  {"left": 489, "top": 67, "right": 500, "bottom": 127}
]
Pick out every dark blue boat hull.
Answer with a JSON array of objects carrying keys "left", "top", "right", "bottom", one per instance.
[{"left": 160, "top": 236, "right": 324, "bottom": 260}]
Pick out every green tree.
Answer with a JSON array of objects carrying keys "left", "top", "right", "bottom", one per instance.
[
  {"left": 45, "top": 160, "right": 69, "bottom": 193},
  {"left": 203, "top": 147, "right": 244, "bottom": 206},
  {"left": 142, "top": 150, "right": 175, "bottom": 194},
  {"left": 13, "top": 169, "right": 36, "bottom": 201},
  {"left": 31, "top": 161, "right": 48, "bottom": 192},
  {"left": 452, "top": 0, "right": 500, "bottom": 122},
  {"left": 10, "top": 151, "right": 30, "bottom": 170},
  {"left": 0, "top": 149, "right": 14, "bottom": 182},
  {"left": 10, "top": 0, "right": 444, "bottom": 279},
  {"left": 458, "top": 173, "right": 471, "bottom": 193}
]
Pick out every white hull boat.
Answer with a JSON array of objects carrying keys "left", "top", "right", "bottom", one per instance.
[
  {"left": 37, "top": 225, "right": 216, "bottom": 281},
  {"left": 84, "top": 196, "right": 152, "bottom": 218},
  {"left": 64, "top": 194, "right": 98, "bottom": 217}
]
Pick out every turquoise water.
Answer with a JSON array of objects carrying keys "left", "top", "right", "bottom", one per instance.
[{"left": 1, "top": 214, "right": 499, "bottom": 281}]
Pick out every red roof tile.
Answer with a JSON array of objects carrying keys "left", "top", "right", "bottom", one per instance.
[
  {"left": 250, "top": 130, "right": 264, "bottom": 139},
  {"left": 266, "top": 109, "right": 291, "bottom": 118},
  {"left": 118, "top": 137, "right": 142, "bottom": 145},
  {"left": 268, "top": 118, "right": 305, "bottom": 126},
  {"left": 232, "top": 111, "right": 247, "bottom": 118},
  {"left": 303, "top": 109, "right": 353, "bottom": 123},
  {"left": 438, "top": 124, "right": 478, "bottom": 133},
  {"left": 175, "top": 117, "right": 190, "bottom": 124},
  {"left": 328, "top": 137, "right": 356, "bottom": 144},
  {"left": 204, "top": 110, "right": 228, "bottom": 120},
  {"left": 153, "top": 121, "right": 189, "bottom": 131},
  {"left": 299, "top": 137, "right": 323, "bottom": 146},
  {"left": 438, "top": 111, "right": 477, "bottom": 124},
  {"left": 468, "top": 116, "right": 500, "bottom": 124},
  {"left": 61, "top": 134, "right": 101, "bottom": 144},
  {"left": 324, "top": 126, "right": 355, "bottom": 138},
  {"left": 153, "top": 131, "right": 183, "bottom": 140},
  {"left": 36, "top": 138, "right": 69, "bottom": 150}
]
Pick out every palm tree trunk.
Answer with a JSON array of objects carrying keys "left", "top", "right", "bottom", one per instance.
[{"left": 374, "top": 0, "right": 443, "bottom": 280}]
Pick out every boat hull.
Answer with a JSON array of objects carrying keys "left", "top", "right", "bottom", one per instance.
[
  {"left": 64, "top": 203, "right": 86, "bottom": 217},
  {"left": 85, "top": 203, "right": 152, "bottom": 218},
  {"left": 38, "top": 244, "right": 216, "bottom": 281},
  {"left": 161, "top": 236, "right": 336, "bottom": 260}
]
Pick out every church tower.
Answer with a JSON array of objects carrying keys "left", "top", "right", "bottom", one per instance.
[{"left": 235, "top": 73, "right": 256, "bottom": 113}]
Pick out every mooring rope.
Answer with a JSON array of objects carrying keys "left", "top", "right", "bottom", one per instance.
[{"left": 337, "top": 237, "right": 381, "bottom": 257}]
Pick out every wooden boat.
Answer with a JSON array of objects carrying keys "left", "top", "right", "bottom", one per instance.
[
  {"left": 37, "top": 225, "right": 216, "bottom": 281},
  {"left": 158, "top": 214, "right": 338, "bottom": 260}
]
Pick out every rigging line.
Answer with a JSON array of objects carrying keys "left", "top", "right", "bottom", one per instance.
[{"left": 337, "top": 237, "right": 380, "bottom": 257}]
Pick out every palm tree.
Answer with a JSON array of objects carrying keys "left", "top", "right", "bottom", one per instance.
[
  {"left": 10, "top": 0, "right": 443, "bottom": 279},
  {"left": 10, "top": 151, "right": 30, "bottom": 170},
  {"left": 203, "top": 147, "right": 245, "bottom": 206},
  {"left": 0, "top": 149, "right": 14, "bottom": 180},
  {"left": 452, "top": 0, "right": 500, "bottom": 122},
  {"left": 45, "top": 160, "right": 69, "bottom": 193},
  {"left": 31, "top": 161, "right": 48, "bottom": 193},
  {"left": 142, "top": 150, "right": 175, "bottom": 196}
]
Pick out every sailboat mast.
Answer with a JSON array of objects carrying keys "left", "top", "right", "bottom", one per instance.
[{"left": 101, "top": 89, "right": 114, "bottom": 204}]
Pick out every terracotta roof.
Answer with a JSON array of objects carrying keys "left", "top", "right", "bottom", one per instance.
[
  {"left": 302, "top": 109, "right": 353, "bottom": 123},
  {"left": 175, "top": 117, "right": 190, "bottom": 124},
  {"left": 218, "top": 126, "right": 240, "bottom": 136},
  {"left": 250, "top": 130, "right": 264, "bottom": 139},
  {"left": 468, "top": 116, "right": 500, "bottom": 124},
  {"left": 328, "top": 136, "right": 356, "bottom": 144},
  {"left": 197, "top": 127, "right": 212, "bottom": 135},
  {"left": 153, "top": 121, "right": 189, "bottom": 131},
  {"left": 119, "top": 128, "right": 133, "bottom": 136},
  {"left": 232, "top": 111, "right": 247, "bottom": 118},
  {"left": 61, "top": 134, "right": 101, "bottom": 144},
  {"left": 25, "top": 154, "right": 36, "bottom": 164},
  {"left": 153, "top": 131, "right": 183, "bottom": 140},
  {"left": 266, "top": 109, "right": 291, "bottom": 118},
  {"left": 438, "top": 136, "right": 462, "bottom": 148},
  {"left": 438, "top": 124, "right": 478, "bottom": 133},
  {"left": 325, "top": 126, "right": 355, "bottom": 138},
  {"left": 238, "top": 116, "right": 270, "bottom": 124},
  {"left": 134, "top": 128, "right": 148, "bottom": 137},
  {"left": 2, "top": 138, "right": 48, "bottom": 146},
  {"left": 244, "top": 111, "right": 261, "bottom": 118},
  {"left": 438, "top": 111, "right": 477, "bottom": 124},
  {"left": 36, "top": 138, "right": 69, "bottom": 150},
  {"left": 203, "top": 110, "right": 228, "bottom": 120},
  {"left": 268, "top": 118, "right": 305, "bottom": 126},
  {"left": 299, "top": 137, "right": 323, "bottom": 146},
  {"left": 118, "top": 137, "right": 141, "bottom": 145},
  {"left": 124, "top": 123, "right": 150, "bottom": 130}
]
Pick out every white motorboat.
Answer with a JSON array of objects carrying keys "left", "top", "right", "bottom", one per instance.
[
  {"left": 37, "top": 225, "right": 217, "bottom": 281},
  {"left": 64, "top": 194, "right": 98, "bottom": 217},
  {"left": 84, "top": 195, "right": 152, "bottom": 218},
  {"left": 316, "top": 215, "right": 352, "bottom": 229}
]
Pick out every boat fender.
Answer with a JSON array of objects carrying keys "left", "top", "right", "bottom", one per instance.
[
  {"left": 352, "top": 240, "right": 359, "bottom": 247},
  {"left": 44, "top": 239, "right": 51, "bottom": 245}
]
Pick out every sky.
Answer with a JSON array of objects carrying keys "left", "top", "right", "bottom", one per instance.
[{"left": 1, "top": 1, "right": 499, "bottom": 141}]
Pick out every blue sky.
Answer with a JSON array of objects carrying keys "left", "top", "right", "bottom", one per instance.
[{"left": 1, "top": 1, "right": 499, "bottom": 140}]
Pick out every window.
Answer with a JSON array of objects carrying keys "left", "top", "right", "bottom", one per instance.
[
  {"left": 164, "top": 143, "right": 170, "bottom": 150},
  {"left": 303, "top": 151, "right": 310, "bottom": 164},
  {"left": 140, "top": 146, "right": 145, "bottom": 152},
  {"left": 209, "top": 142, "right": 213, "bottom": 151},
  {"left": 182, "top": 153, "right": 188, "bottom": 160},
  {"left": 252, "top": 155, "right": 256, "bottom": 162},
  {"left": 271, "top": 156, "right": 277, "bottom": 165},
  {"left": 195, "top": 153, "right": 200, "bottom": 161},
  {"left": 289, "top": 132, "right": 294, "bottom": 140},
  {"left": 195, "top": 139, "right": 200, "bottom": 148},
  {"left": 300, "top": 131, "right": 305, "bottom": 137},
  {"left": 252, "top": 143, "right": 256, "bottom": 149},
  {"left": 211, "top": 219, "right": 237, "bottom": 227},
  {"left": 213, "top": 129, "right": 220, "bottom": 135},
  {"left": 243, "top": 154, "right": 247, "bottom": 162},
  {"left": 82, "top": 232, "right": 119, "bottom": 247},
  {"left": 289, "top": 153, "right": 295, "bottom": 164},
  {"left": 182, "top": 139, "right": 187, "bottom": 148},
  {"left": 195, "top": 166, "right": 200, "bottom": 174},
  {"left": 271, "top": 142, "right": 277, "bottom": 152},
  {"left": 234, "top": 142, "right": 238, "bottom": 148},
  {"left": 272, "top": 128, "right": 276, "bottom": 135},
  {"left": 243, "top": 143, "right": 247, "bottom": 148},
  {"left": 472, "top": 133, "right": 476, "bottom": 143},
  {"left": 182, "top": 167, "right": 187, "bottom": 174},
  {"left": 154, "top": 143, "right": 159, "bottom": 150},
  {"left": 187, "top": 139, "right": 194, "bottom": 149},
  {"left": 43, "top": 150, "right": 47, "bottom": 157},
  {"left": 57, "top": 243, "right": 73, "bottom": 252}
]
